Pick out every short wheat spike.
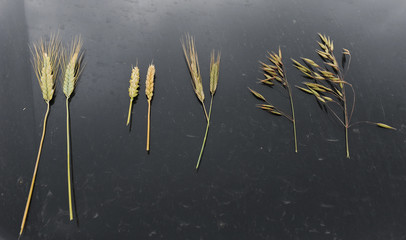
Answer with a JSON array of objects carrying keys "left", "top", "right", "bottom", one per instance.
[
  {"left": 20, "top": 33, "right": 60, "bottom": 237},
  {"left": 196, "top": 50, "right": 221, "bottom": 170},
  {"left": 61, "top": 35, "right": 84, "bottom": 221},
  {"left": 127, "top": 66, "right": 140, "bottom": 126},
  {"left": 145, "top": 63, "right": 155, "bottom": 152},
  {"left": 181, "top": 34, "right": 208, "bottom": 121}
]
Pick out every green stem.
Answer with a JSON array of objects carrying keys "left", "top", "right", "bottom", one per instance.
[
  {"left": 345, "top": 126, "right": 349, "bottom": 158},
  {"left": 286, "top": 83, "right": 297, "bottom": 153},
  {"left": 196, "top": 95, "right": 213, "bottom": 170},
  {"left": 126, "top": 98, "right": 133, "bottom": 126},
  {"left": 66, "top": 98, "right": 74, "bottom": 220},
  {"left": 202, "top": 102, "right": 209, "bottom": 123},
  {"left": 342, "top": 84, "right": 350, "bottom": 158},
  {"left": 20, "top": 101, "right": 50, "bottom": 236}
]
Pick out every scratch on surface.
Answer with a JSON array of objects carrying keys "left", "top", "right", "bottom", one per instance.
[
  {"left": 379, "top": 97, "right": 386, "bottom": 118},
  {"left": 326, "top": 138, "right": 339, "bottom": 142}
]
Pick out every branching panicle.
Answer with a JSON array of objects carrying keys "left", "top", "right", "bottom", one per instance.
[
  {"left": 293, "top": 33, "right": 395, "bottom": 158},
  {"left": 250, "top": 48, "right": 298, "bottom": 152}
]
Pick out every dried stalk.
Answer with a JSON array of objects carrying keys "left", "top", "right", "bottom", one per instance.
[
  {"left": 20, "top": 33, "right": 60, "bottom": 236},
  {"left": 145, "top": 63, "right": 155, "bottom": 152},
  {"left": 293, "top": 33, "right": 395, "bottom": 158},
  {"left": 249, "top": 48, "right": 298, "bottom": 152}
]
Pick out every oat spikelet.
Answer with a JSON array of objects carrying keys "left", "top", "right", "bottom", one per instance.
[
  {"left": 126, "top": 65, "right": 140, "bottom": 126},
  {"left": 20, "top": 33, "right": 60, "bottom": 237},
  {"left": 61, "top": 35, "right": 84, "bottom": 222},
  {"left": 181, "top": 34, "right": 208, "bottom": 120},
  {"left": 145, "top": 63, "right": 155, "bottom": 152}
]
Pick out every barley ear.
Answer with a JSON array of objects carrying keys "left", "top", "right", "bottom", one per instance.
[
  {"left": 32, "top": 33, "right": 61, "bottom": 102},
  {"left": 62, "top": 35, "right": 84, "bottom": 99},
  {"left": 181, "top": 34, "right": 205, "bottom": 103},
  {"left": 21, "top": 33, "right": 61, "bottom": 236},
  {"left": 209, "top": 50, "right": 220, "bottom": 95}
]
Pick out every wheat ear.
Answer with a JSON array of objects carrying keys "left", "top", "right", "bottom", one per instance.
[
  {"left": 181, "top": 34, "right": 208, "bottom": 121},
  {"left": 145, "top": 63, "right": 155, "bottom": 152},
  {"left": 196, "top": 51, "right": 220, "bottom": 170},
  {"left": 61, "top": 35, "right": 84, "bottom": 221},
  {"left": 20, "top": 33, "right": 60, "bottom": 237},
  {"left": 127, "top": 66, "right": 140, "bottom": 126}
]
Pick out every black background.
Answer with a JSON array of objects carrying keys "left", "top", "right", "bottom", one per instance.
[{"left": 1, "top": 0, "right": 406, "bottom": 239}]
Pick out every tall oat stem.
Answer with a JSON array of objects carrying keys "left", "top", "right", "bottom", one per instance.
[
  {"left": 145, "top": 63, "right": 155, "bottom": 152},
  {"left": 20, "top": 33, "right": 60, "bottom": 236},
  {"left": 196, "top": 51, "right": 220, "bottom": 170}
]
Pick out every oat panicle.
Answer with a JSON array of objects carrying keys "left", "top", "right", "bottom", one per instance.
[
  {"left": 293, "top": 33, "right": 395, "bottom": 158},
  {"left": 249, "top": 47, "right": 298, "bottom": 152}
]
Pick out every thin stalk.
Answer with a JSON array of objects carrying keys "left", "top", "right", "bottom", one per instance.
[
  {"left": 20, "top": 101, "right": 50, "bottom": 236},
  {"left": 126, "top": 98, "right": 133, "bottom": 126},
  {"left": 66, "top": 98, "right": 74, "bottom": 220},
  {"left": 286, "top": 83, "right": 298, "bottom": 153},
  {"left": 196, "top": 95, "right": 213, "bottom": 170},
  {"left": 342, "top": 83, "right": 350, "bottom": 158},
  {"left": 146, "top": 100, "right": 151, "bottom": 152},
  {"left": 202, "top": 103, "right": 209, "bottom": 122}
]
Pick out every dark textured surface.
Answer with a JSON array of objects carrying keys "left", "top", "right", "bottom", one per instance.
[{"left": 1, "top": 0, "right": 406, "bottom": 239}]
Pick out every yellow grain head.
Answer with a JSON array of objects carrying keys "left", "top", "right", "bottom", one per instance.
[
  {"left": 128, "top": 66, "right": 140, "bottom": 98},
  {"left": 145, "top": 63, "right": 155, "bottom": 101}
]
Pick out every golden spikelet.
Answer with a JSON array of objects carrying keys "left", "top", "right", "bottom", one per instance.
[
  {"left": 62, "top": 35, "right": 84, "bottom": 99},
  {"left": 145, "top": 63, "right": 155, "bottom": 101},
  {"left": 145, "top": 63, "right": 155, "bottom": 152},
  {"left": 209, "top": 50, "right": 220, "bottom": 95},
  {"left": 126, "top": 65, "right": 140, "bottom": 126},
  {"left": 181, "top": 34, "right": 205, "bottom": 103},
  {"left": 129, "top": 66, "right": 140, "bottom": 98},
  {"left": 21, "top": 33, "right": 61, "bottom": 237}
]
